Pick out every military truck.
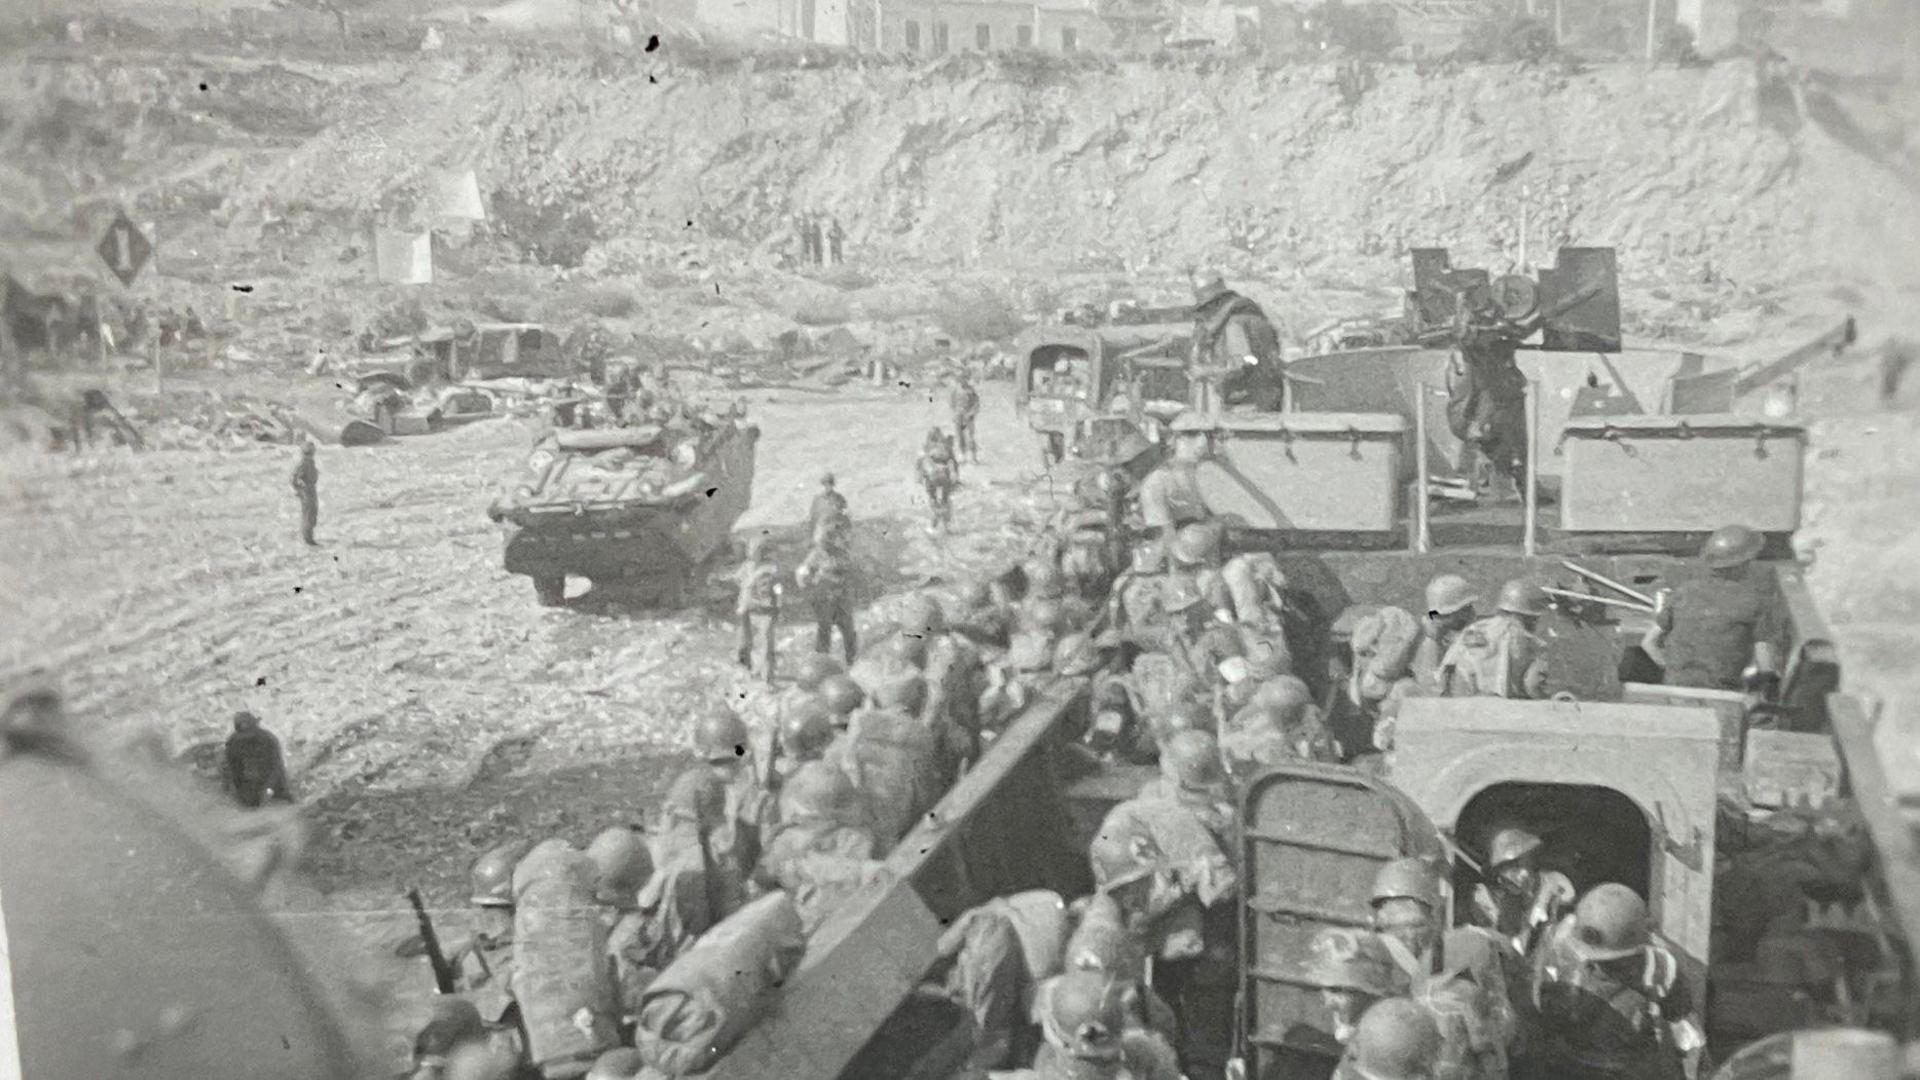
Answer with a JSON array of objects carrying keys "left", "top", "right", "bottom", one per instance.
[
  {"left": 700, "top": 289, "right": 1908, "bottom": 1079},
  {"left": 1013, "top": 322, "right": 1192, "bottom": 463},
  {"left": 485, "top": 417, "right": 758, "bottom": 607}
]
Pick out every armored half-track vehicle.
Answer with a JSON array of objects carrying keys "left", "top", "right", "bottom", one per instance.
[{"left": 486, "top": 416, "right": 758, "bottom": 607}]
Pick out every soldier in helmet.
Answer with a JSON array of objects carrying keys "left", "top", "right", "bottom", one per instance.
[
  {"left": 1649, "top": 523, "right": 1782, "bottom": 692},
  {"left": 1469, "top": 824, "right": 1575, "bottom": 959},
  {"left": 949, "top": 369, "right": 982, "bottom": 464},
  {"left": 918, "top": 426, "right": 960, "bottom": 533},
  {"left": 222, "top": 709, "right": 294, "bottom": 808},
  {"left": 1437, "top": 579, "right": 1551, "bottom": 699},
  {"left": 1412, "top": 574, "right": 1479, "bottom": 695},
  {"left": 1367, "top": 856, "right": 1515, "bottom": 1078},
  {"left": 1018, "top": 971, "right": 1182, "bottom": 1080},
  {"left": 1095, "top": 772, "right": 1238, "bottom": 1073},
  {"left": 448, "top": 840, "right": 532, "bottom": 1025},
  {"left": 1136, "top": 411, "right": 1220, "bottom": 542},
  {"left": 409, "top": 997, "right": 526, "bottom": 1080},
  {"left": 1335, "top": 998, "right": 1445, "bottom": 1080},
  {"left": 732, "top": 533, "right": 782, "bottom": 676},
  {"left": 773, "top": 691, "right": 836, "bottom": 786},
  {"left": 796, "top": 518, "right": 859, "bottom": 665},
  {"left": 0, "top": 682, "right": 374, "bottom": 1080},
  {"left": 1533, "top": 883, "right": 1697, "bottom": 1080},
  {"left": 586, "top": 825, "right": 664, "bottom": 1030},
  {"left": 808, "top": 471, "right": 848, "bottom": 538},
  {"left": 1308, "top": 927, "right": 1414, "bottom": 1049},
  {"left": 1190, "top": 276, "right": 1286, "bottom": 414},
  {"left": 666, "top": 705, "right": 773, "bottom": 920},
  {"left": 755, "top": 760, "right": 885, "bottom": 935},
  {"left": 818, "top": 671, "right": 867, "bottom": 730}
]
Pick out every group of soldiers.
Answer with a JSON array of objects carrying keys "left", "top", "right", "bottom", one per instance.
[{"left": 174, "top": 332, "right": 1799, "bottom": 1080}]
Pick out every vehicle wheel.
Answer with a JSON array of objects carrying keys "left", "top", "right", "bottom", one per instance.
[{"left": 533, "top": 576, "right": 566, "bottom": 607}]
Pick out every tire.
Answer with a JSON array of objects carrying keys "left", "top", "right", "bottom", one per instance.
[{"left": 533, "top": 576, "right": 566, "bottom": 607}]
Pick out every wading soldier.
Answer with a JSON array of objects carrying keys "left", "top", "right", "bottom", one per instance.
[
  {"left": 797, "top": 520, "right": 859, "bottom": 665},
  {"left": 949, "top": 370, "right": 981, "bottom": 463}
]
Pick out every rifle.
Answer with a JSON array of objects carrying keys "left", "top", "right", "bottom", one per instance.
[
  {"left": 407, "top": 886, "right": 458, "bottom": 994},
  {"left": 764, "top": 583, "right": 781, "bottom": 686}
]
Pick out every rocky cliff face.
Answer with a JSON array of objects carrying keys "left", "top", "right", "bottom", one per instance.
[{"left": 7, "top": 47, "right": 1916, "bottom": 296}]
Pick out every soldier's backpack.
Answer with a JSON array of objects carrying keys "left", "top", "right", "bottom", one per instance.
[
  {"left": 512, "top": 840, "right": 621, "bottom": 1078},
  {"left": 636, "top": 891, "right": 808, "bottom": 1076}
]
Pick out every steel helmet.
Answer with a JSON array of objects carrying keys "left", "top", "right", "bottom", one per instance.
[
  {"left": 470, "top": 839, "right": 531, "bottom": 907},
  {"left": 1250, "top": 674, "right": 1314, "bottom": 722},
  {"left": 1348, "top": 997, "right": 1443, "bottom": 1080},
  {"left": 1035, "top": 971, "right": 1130, "bottom": 1062},
  {"left": 871, "top": 672, "right": 928, "bottom": 715},
  {"left": 0, "top": 693, "right": 368, "bottom": 1080},
  {"left": 586, "top": 1047, "right": 648, "bottom": 1080},
  {"left": 820, "top": 674, "right": 866, "bottom": 718},
  {"left": 585, "top": 825, "right": 653, "bottom": 907},
  {"left": 1424, "top": 574, "right": 1479, "bottom": 617},
  {"left": 819, "top": 471, "right": 836, "bottom": 487},
  {"left": 1089, "top": 804, "right": 1168, "bottom": 893},
  {"left": 792, "top": 653, "right": 845, "bottom": 691},
  {"left": 694, "top": 706, "right": 750, "bottom": 762},
  {"left": 1160, "top": 729, "right": 1227, "bottom": 792},
  {"left": 1486, "top": 825, "right": 1545, "bottom": 870},
  {"left": 1495, "top": 579, "right": 1549, "bottom": 618},
  {"left": 1570, "top": 882, "right": 1652, "bottom": 962},
  {"left": 1370, "top": 856, "right": 1445, "bottom": 912},
  {"left": 1306, "top": 927, "right": 1407, "bottom": 997},
  {"left": 1702, "top": 523, "right": 1765, "bottom": 569},
  {"left": 778, "top": 761, "right": 863, "bottom": 826},
  {"left": 778, "top": 694, "right": 836, "bottom": 761},
  {"left": 444, "top": 1038, "right": 523, "bottom": 1080},
  {"left": 414, "top": 996, "right": 486, "bottom": 1060},
  {"left": 1170, "top": 522, "right": 1223, "bottom": 566}
]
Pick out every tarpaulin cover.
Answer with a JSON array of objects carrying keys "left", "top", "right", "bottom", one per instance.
[
  {"left": 636, "top": 891, "right": 808, "bottom": 1075},
  {"left": 512, "top": 840, "right": 621, "bottom": 1073}
]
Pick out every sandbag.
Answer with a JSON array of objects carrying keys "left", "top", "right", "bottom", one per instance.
[
  {"left": 512, "top": 840, "right": 621, "bottom": 1077},
  {"left": 636, "top": 891, "right": 807, "bottom": 1076}
]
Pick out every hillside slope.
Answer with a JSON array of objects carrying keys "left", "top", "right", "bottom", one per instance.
[
  {"left": 5, "top": 49, "right": 1917, "bottom": 311},
  {"left": 236, "top": 55, "right": 1920, "bottom": 288}
]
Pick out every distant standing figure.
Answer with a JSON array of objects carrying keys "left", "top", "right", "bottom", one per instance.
[
  {"left": 918, "top": 430, "right": 959, "bottom": 533},
  {"left": 223, "top": 711, "right": 294, "bottom": 808},
  {"left": 796, "top": 522, "right": 859, "bottom": 665},
  {"left": 827, "top": 218, "right": 845, "bottom": 265},
  {"left": 734, "top": 534, "right": 782, "bottom": 677},
  {"left": 949, "top": 371, "right": 981, "bottom": 463},
  {"left": 794, "top": 212, "right": 817, "bottom": 265},
  {"left": 292, "top": 440, "right": 319, "bottom": 547},
  {"left": 809, "top": 472, "right": 848, "bottom": 538}
]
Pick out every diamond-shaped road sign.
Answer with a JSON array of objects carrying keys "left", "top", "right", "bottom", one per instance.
[{"left": 96, "top": 211, "right": 153, "bottom": 288}]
